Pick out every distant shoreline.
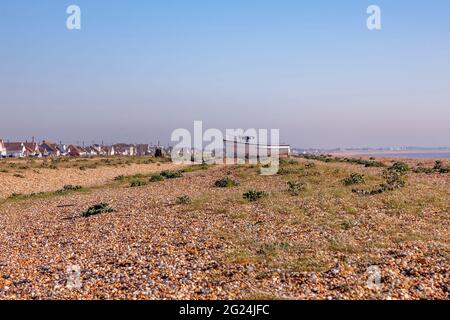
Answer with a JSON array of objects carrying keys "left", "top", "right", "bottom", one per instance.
[{"left": 330, "top": 150, "right": 450, "bottom": 159}]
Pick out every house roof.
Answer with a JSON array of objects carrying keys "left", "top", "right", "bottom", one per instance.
[
  {"left": 68, "top": 145, "right": 86, "bottom": 153},
  {"left": 40, "top": 141, "right": 58, "bottom": 152},
  {"left": 101, "top": 145, "right": 113, "bottom": 152},
  {"left": 24, "top": 145, "right": 35, "bottom": 153},
  {"left": 113, "top": 143, "right": 135, "bottom": 153},
  {"left": 4, "top": 142, "right": 24, "bottom": 151},
  {"left": 85, "top": 146, "right": 99, "bottom": 153},
  {"left": 23, "top": 142, "right": 39, "bottom": 151},
  {"left": 113, "top": 143, "right": 134, "bottom": 148}
]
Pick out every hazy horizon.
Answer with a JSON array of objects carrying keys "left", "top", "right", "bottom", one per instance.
[{"left": 1, "top": 1, "right": 450, "bottom": 149}]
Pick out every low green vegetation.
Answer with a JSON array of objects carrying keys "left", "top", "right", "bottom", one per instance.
[
  {"left": 55, "top": 185, "right": 82, "bottom": 194},
  {"left": 81, "top": 203, "right": 114, "bottom": 218},
  {"left": 176, "top": 195, "right": 192, "bottom": 204},
  {"left": 300, "top": 154, "right": 385, "bottom": 168},
  {"left": 352, "top": 168, "right": 406, "bottom": 196},
  {"left": 286, "top": 181, "right": 306, "bottom": 196},
  {"left": 160, "top": 170, "right": 183, "bottom": 179},
  {"left": 214, "top": 177, "right": 240, "bottom": 188},
  {"left": 414, "top": 160, "right": 449, "bottom": 174},
  {"left": 4, "top": 185, "right": 87, "bottom": 204},
  {"left": 149, "top": 174, "right": 165, "bottom": 182},
  {"left": 130, "top": 179, "right": 148, "bottom": 187},
  {"left": 389, "top": 161, "right": 409, "bottom": 174},
  {"left": 434, "top": 160, "right": 449, "bottom": 173},
  {"left": 0, "top": 156, "right": 171, "bottom": 173},
  {"left": 243, "top": 190, "right": 268, "bottom": 202},
  {"left": 182, "top": 163, "right": 209, "bottom": 172},
  {"left": 342, "top": 173, "right": 365, "bottom": 186}
]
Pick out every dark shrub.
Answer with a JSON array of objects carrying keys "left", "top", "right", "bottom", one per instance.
[
  {"left": 63, "top": 184, "right": 82, "bottom": 191},
  {"left": 56, "top": 185, "right": 82, "bottom": 194},
  {"left": 389, "top": 162, "right": 409, "bottom": 174},
  {"left": 130, "top": 179, "right": 147, "bottom": 187},
  {"left": 243, "top": 190, "right": 268, "bottom": 202},
  {"left": 214, "top": 177, "right": 239, "bottom": 188},
  {"left": 287, "top": 181, "right": 306, "bottom": 196},
  {"left": 149, "top": 174, "right": 165, "bottom": 182},
  {"left": 434, "top": 160, "right": 449, "bottom": 173},
  {"left": 352, "top": 169, "right": 405, "bottom": 196},
  {"left": 361, "top": 160, "right": 384, "bottom": 168},
  {"left": 176, "top": 195, "right": 191, "bottom": 204},
  {"left": 342, "top": 173, "right": 365, "bottom": 186},
  {"left": 413, "top": 161, "right": 448, "bottom": 174},
  {"left": 160, "top": 170, "right": 183, "bottom": 179},
  {"left": 81, "top": 203, "right": 114, "bottom": 218},
  {"left": 381, "top": 169, "right": 406, "bottom": 190},
  {"left": 413, "top": 166, "right": 434, "bottom": 174},
  {"left": 114, "top": 175, "right": 125, "bottom": 181}
]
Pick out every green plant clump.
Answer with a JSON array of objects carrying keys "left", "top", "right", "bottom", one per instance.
[
  {"left": 176, "top": 195, "right": 192, "bottom": 204},
  {"left": 243, "top": 190, "right": 268, "bottom": 202},
  {"left": 342, "top": 173, "right": 365, "bottom": 186},
  {"left": 352, "top": 169, "right": 405, "bottom": 196},
  {"left": 130, "top": 179, "right": 148, "bottom": 187},
  {"left": 149, "top": 174, "right": 165, "bottom": 182},
  {"left": 389, "top": 162, "right": 409, "bottom": 174},
  {"left": 433, "top": 161, "right": 449, "bottom": 174},
  {"left": 160, "top": 170, "right": 183, "bottom": 179},
  {"left": 287, "top": 181, "right": 306, "bottom": 196},
  {"left": 81, "top": 203, "right": 114, "bottom": 218},
  {"left": 214, "top": 177, "right": 240, "bottom": 188},
  {"left": 56, "top": 185, "right": 82, "bottom": 193}
]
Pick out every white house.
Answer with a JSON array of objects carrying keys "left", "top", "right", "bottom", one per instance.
[
  {"left": 23, "top": 142, "right": 41, "bottom": 157},
  {"left": 4, "top": 142, "right": 27, "bottom": 158},
  {"left": 101, "top": 145, "right": 115, "bottom": 156},
  {"left": 85, "top": 146, "right": 100, "bottom": 157},
  {"left": 57, "top": 144, "right": 68, "bottom": 156},
  {"left": 113, "top": 144, "right": 136, "bottom": 156},
  {"left": 0, "top": 139, "right": 6, "bottom": 157},
  {"left": 40, "top": 141, "right": 61, "bottom": 157},
  {"left": 67, "top": 145, "right": 87, "bottom": 157},
  {"left": 91, "top": 144, "right": 107, "bottom": 156}
]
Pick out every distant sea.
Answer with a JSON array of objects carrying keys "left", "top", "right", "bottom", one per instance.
[{"left": 356, "top": 153, "right": 450, "bottom": 159}]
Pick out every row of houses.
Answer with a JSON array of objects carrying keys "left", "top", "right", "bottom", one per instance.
[{"left": 0, "top": 139, "right": 165, "bottom": 158}]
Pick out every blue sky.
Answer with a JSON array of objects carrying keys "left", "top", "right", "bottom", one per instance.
[{"left": 1, "top": 0, "right": 449, "bottom": 148}]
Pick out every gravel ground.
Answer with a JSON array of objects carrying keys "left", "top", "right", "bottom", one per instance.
[{"left": 0, "top": 160, "right": 448, "bottom": 299}]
